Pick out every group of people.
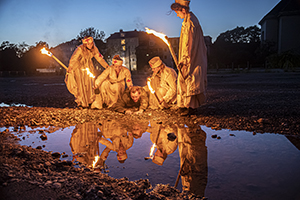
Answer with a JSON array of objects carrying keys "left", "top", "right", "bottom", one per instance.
[{"left": 65, "top": 0, "right": 207, "bottom": 116}]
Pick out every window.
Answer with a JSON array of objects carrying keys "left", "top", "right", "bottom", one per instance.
[{"left": 121, "top": 39, "right": 125, "bottom": 45}]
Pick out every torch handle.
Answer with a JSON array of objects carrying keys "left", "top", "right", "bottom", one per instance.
[{"left": 52, "top": 55, "right": 68, "bottom": 70}]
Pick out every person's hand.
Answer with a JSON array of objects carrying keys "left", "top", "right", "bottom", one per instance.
[
  {"left": 159, "top": 98, "right": 164, "bottom": 104},
  {"left": 125, "top": 110, "right": 133, "bottom": 115},
  {"left": 134, "top": 109, "right": 143, "bottom": 115}
]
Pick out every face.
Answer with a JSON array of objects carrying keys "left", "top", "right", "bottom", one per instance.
[
  {"left": 130, "top": 91, "right": 141, "bottom": 103},
  {"left": 175, "top": 10, "right": 186, "bottom": 19},
  {"left": 86, "top": 42, "right": 94, "bottom": 50},
  {"left": 152, "top": 66, "right": 161, "bottom": 74}
]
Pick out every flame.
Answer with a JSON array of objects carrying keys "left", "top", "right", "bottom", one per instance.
[
  {"left": 145, "top": 27, "right": 170, "bottom": 47},
  {"left": 149, "top": 143, "right": 156, "bottom": 158},
  {"left": 92, "top": 155, "right": 100, "bottom": 168},
  {"left": 147, "top": 78, "right": 155, "bottom": 94},
  {"left": 40, "top": 47, "right": 52, "bottom": 57},
  {"left": 82, "top": 68, "right": 95, "bottom": 78}
]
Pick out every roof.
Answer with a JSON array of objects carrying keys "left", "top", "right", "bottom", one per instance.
[
  {"left": 259, "top": 0, "right": 300, "bottom": 25},
  {"left": 107, "top": 29, "right": 140, "bottom": 40}
]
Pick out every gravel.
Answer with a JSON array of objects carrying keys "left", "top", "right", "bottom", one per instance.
[{"left": 0, "top": 71, "right": 300, "bottom": 199}]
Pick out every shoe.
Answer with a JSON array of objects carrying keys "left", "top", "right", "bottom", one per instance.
[{"left": 180, "top": 107, "right": 196, "bottom": 116}]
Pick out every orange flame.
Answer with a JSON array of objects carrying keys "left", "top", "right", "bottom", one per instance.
[
  {"left": 149, "top": 143, "right": 156, "bottom": 158},
  {"left": 147, "top": 78, "right": 155, "bottom": 94},
  {"left": 40, "top": 47, "right": 52, "bottom": 57},
  {"left": 145, "top": 27, "right": 169, "bottom": 47},
  {"left": 82, "top": 68, "right": 95, "bottom": 79},
  {"left": 92, "top": 155, "right": 100, "bottom": 168}
]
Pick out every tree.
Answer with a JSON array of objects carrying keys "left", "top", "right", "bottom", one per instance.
[
  {"left": 76, "top": 27, "right": 105, "bottom": 41},
  {"left": 0, "top": 41, "right": 21, "bottom": 72},
  {"left": 210, "top": 25, "right": 261, "bottom": 68}
]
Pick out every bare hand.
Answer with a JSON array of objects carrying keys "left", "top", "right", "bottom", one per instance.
[
  {"left": 134, "top": 110, "right": 143, "bottom": 115},
  {"left": 125, "top": 110, "right": 133, "bottom": 115}
]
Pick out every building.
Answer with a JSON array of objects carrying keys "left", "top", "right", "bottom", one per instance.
[
  {"left": 259, "top": 0, "right": 300, "bottom": 54},
  {"left": 106, "top": 29, "right": 174, "bottom": 71}
]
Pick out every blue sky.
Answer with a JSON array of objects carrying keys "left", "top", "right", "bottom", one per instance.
[{"left": 0, "top": 0, "right": 280, "bottom": 48}]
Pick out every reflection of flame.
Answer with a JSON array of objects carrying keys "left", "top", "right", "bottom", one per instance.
[
  {"left": 145, "top": 27, "right": 169, "bottom": 47},
  {"left": 92, "top": 155, "right": 100, "bottom": 168},
  {"left": 147, "top": 78, "right": 155, "bottom": 94},
  {"left": 40, "top": 47, "right": 52, "bottom": 57},
  {"left": 149, "top": 143, "right": 156, "bottom": 158},
  {"left": 82, "top": 68, "right": 95, "bottom": 78}
]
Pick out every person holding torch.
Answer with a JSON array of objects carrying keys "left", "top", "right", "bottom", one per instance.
[
  {"left": 145, "top": 56, "right": 177, "bottom": 110},
  {"left": 171, "top": 0, "right": 207, "bottom": 116},
  {"left": 66, "top": 36, "right": 109, "bottom": 108}
]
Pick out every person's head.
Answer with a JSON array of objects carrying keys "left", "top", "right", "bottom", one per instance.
[
  {"left": 130, "top": 86, "right": 141, "bottom": 103},
  {"left": 171, "top": 0, "right": 190, "bottom": 19},
  {"left": 112, "top": 55, "right": 123, "bottom": 68},
  {"left": 117, "top": 141, "right": 127, "bottom": 163},
  {"left": 82, "top": 36, "right": 94, "bottom": 50},
  {"left": 149, "top": 56, "right": 165, "bottom": 74}
]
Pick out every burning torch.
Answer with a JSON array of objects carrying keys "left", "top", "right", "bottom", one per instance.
[
  {"left": 146, "top": 77, "right": 161, "bottom": 104},
  {"left": 40, "top": 47, "right": 68, "bottom": 70},
  {"left": 145, "top": 28, "right": 179, "bottom": 72},
  {"left": 145, "top": 124, "right": 162, "bottom": 160}
]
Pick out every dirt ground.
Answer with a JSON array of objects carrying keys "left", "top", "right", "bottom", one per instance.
[{"left": 0, "top": 71, "right": 300, "bottom": 199}]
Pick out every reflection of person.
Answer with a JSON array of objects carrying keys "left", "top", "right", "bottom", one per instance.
[
  {"left": 98, "top": 120, "right": 134, "bottom": 163},
  {"left": 177, "top": 124, "right": 207, "bottom": 196},
  {"left": 112, "top": 86, "right": 149, "bottom": 114},
  {"left": 65, "top": 36, "right": 109, "bottom": 108},
  {"left": 145, "top": 56, "right": 177, "bottom": 109},
  {"left": 148, "top": 122, "right": 178, "bottom": 165},
  {"left": 91, "top": 55, "right": 133, "bottom": 109},
  {"left": 69, "top": 122, "right": 102, "bottom": 167},
  {"left": 171, "top": 0, "right": 207, "bottom": 116}
]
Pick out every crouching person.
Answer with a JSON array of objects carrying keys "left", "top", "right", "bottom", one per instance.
[
  {"left": 91, "top": 55, "right": 133, "bottom": 109},
  {"left": 111, "top": 86, "right": 148, "bottom": 114},
  {"left": 145, "top": 56, "right": 177, "bottom": 109}
]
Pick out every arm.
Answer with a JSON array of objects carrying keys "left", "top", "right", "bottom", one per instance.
[
  {"left": 94, "top": 48, "right": 109, "bottom": 69},
  {"left": 138, "top": 89, "right": 149, "bottom": 112},
  {"left": 112, "top": 93, "right": 129, "bottom": 114},
  {"left": 68, "top": 47, "right": 82, "bottom": 73},
  {"left": 94, "top": 67, "right": 110, "bottom": 88},
  {"left": 162, "top": 70, "right": 177, "bottom": 103},
  {"left": 124, "top": 68, "right": 133, "bottom": 88}
]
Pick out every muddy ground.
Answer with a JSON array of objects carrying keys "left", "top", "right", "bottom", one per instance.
[{"left": 0, "top": 71, "right": 300, "bottom": 199}]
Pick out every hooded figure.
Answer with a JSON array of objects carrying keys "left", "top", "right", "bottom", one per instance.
[
  {"left": 91, "top": 55, "right": 133, "bottom": 109},
  {"left": 171, "top": 0, "right": 207, "bottom": 115},
  {"left": 145, "top": 56, "right": 177, "bottom": 109},
  {"left": 65, "top": 36, "right": 109, "bottom": 108}
]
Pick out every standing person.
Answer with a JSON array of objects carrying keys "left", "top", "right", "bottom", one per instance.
[
  {"left": 91, "top": 55, "right": 133, "bottom": 109},
  {"left": 65, "top": 36, "right": 109, "bottom": 108},
  {"left": 146, "top": 56, "right": 177, "bottom": 109},
  {"left": 171, "top": 0, "right": 207, "bottom": 116}
]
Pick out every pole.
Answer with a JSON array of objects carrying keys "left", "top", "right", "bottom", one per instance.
[
  {"left": 165, "top": 36, "right": 183, "bottom": 78},
  {"left": 174, "top": 157, "right": 186, "bottom": 188},
  {"left": 52, "top": 55, "right": 68, "bottom": 70}
]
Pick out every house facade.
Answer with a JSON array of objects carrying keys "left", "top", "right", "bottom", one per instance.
[{"left": 259, "top": 0, "right": 300, "bottom": 54}]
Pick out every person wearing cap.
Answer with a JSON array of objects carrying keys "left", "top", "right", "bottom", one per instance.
[
  {"left": 91, "top": 55, "right": 133, "bottom": 109},
  {"left": 146, "top": 56, "right": 177, "bottom": 109},
  {"left": 148, "top": 121, "right": 178, "bottom": 166},
  {"left": 111, "top": 86, "right": 149, "bottom": 114},
  {"left": 171, "top": 0, "right": 207, "bottom": 116},
  {"left": 65, "top": 36, "right": 109, "bottom": 108}
]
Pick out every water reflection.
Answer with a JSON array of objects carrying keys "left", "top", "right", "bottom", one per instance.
[
  {"left": 3, "top": 117, "right": 300, "bottom": 200},
  {"left": 177, "top": 124, "right": 207, "bottom": 196}
]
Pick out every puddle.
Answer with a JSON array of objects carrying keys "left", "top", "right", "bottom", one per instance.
[
  {"left": 1, "top": 119, "right": 300, "bottom": 200},
  {"left": 0, "top": 102, "right": 30, "bottom": 107}
]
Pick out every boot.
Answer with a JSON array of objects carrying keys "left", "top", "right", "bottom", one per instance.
[{"left": 91, "top": 94, "right": 103, "bottom": 109}]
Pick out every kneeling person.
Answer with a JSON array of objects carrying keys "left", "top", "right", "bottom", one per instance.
[
  {"left": 112, "top": 86, "right": 148, "bottom": 114},
  {"left": 146, "top": 56, "right": 177, "bottom": 109}
]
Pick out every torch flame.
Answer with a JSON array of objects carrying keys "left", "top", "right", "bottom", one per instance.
[
  {"left": 40, "top": 47, "right": 52, "bottom": 57},
  {"left": 145, "top": 27, "right": 170, "bottom": 47},
  {"left": 82, "top": 68, "right": 95, "bottom": 79},
  {"left": 92, "top": 155, "right": 100, "bottom": 168},
  {"left": 149, "top": 143, "right": 156, "bottom": 158},
  {"left": 147, "top": 78, "right": 155, "bottom": 94}
]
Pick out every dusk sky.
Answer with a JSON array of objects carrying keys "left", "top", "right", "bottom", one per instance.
[{"left": 0, "top": 0, "right": 280, "bottom": 48}]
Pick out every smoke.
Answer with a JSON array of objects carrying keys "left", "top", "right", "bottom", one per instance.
[{"left": 134, "top": 17, "right": 144, "bottom": 31}]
